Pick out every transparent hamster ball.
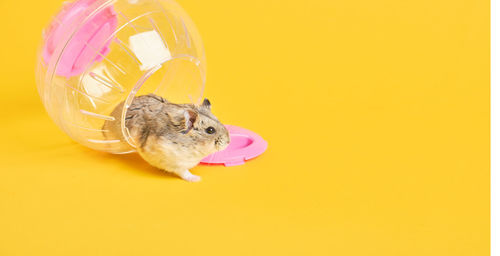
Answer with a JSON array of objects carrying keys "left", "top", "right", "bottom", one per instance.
[{"left": 36, "top": 0, "right": 206, "bottom": 154}]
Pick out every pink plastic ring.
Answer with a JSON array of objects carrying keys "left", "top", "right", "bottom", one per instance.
[
  {"left": 201, "top": 125, "right": 268, "bottom": 166},
  {"left": 42, "top": 0, "right": 117, "bottom": 77}
]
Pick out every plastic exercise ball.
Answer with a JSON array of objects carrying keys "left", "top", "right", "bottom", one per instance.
[{"left": 36, "top": 0, "right": 206, "bottom": 153}]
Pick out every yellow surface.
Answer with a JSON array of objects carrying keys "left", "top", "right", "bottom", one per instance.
[{"left": 0, "top": 0, "right": 489, "bottom": 255}]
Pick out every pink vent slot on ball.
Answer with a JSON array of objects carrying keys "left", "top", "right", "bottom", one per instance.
[{"left": 201, "top": 125, "right": 268, "bottom": 166}]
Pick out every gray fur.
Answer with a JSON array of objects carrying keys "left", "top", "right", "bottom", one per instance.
[{"left": 103, "top": 94, "right": 230, "bottom": 181}]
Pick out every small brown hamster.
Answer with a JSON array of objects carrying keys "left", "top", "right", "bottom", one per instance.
[{"left": 103, "top": 94, "right": 230, "bottom": 182}]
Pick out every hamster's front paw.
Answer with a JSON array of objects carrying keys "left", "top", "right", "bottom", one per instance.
[{"left": 179, "top": 170, "right": 202, "bottom": 182}]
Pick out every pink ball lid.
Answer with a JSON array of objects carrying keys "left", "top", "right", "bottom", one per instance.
[
  {"left": 201, "top": 125, "right": 268, "bottom": 166},
  {"left": 42, "top": 0, "right": 117, "bottom": 77}
]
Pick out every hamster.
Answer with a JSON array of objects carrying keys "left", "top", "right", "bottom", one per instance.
[{"left": 103, "top": 94, "right": 230, "bottom": 182}]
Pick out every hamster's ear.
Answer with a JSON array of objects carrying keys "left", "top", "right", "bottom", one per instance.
[
  {"left": 181, "top": 109, "right": 198, "bottom": 134},
  {"left": 202, "top": 98, "right": 211, "bottom": 110}
]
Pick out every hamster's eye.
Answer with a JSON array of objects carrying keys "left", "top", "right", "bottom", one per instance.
[{"left": 205, "top": 127, "right": 216, "bottom": 134}]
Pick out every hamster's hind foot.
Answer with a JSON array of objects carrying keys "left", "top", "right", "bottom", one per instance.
[{"left": 179, "top": 170, "right": 202, "bottom": 182}]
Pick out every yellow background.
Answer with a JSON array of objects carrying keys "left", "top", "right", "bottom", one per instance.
[{"left": 0, "top": 0, "right": 489, "bottom": 255}]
